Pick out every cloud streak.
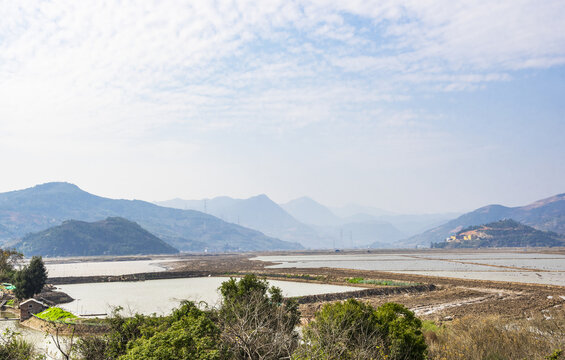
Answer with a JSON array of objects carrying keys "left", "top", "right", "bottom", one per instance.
[{"left": 2, "top": 1, "right": 564, "bottom": 133}]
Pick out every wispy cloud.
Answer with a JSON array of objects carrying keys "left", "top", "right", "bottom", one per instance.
[{"left": 2, "top": 1, "right": 563, "bottom": 136}]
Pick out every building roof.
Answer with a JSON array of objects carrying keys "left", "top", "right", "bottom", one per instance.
[{"left": 19, "top": 298, "right": 48, "bottom": 308}]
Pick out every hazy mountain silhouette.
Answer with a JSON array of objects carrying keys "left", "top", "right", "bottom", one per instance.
[
  {"left": 314, "top": 220, "right": 407, "bottom": 248},
  {"left": 280, "top": 197, "right": 453, "bottom": 247},
  {"left": 281, "top": 197, "right": 342, "bottom": 226},
  {"left": 331, "top": 204, "right": 395, "bottom": 218},
  {"left": 0, "top": 182, "right": 302, "bottom": 252},
  {"left": 157, "top": 195, "right": 328, "bottom": 248}
]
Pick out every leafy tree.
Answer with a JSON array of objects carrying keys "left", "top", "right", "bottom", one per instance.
[
  {"left": 294, "top": 299, "right": 427, "bottom": 360},
  {"left": 218, "top": 274, "right": 300, "bottom": 360},
  {"left": 13, "top": 256, "right": 48, "bottom": 300},
  {"left": 0, "top": 248, "right": 23, "bottom": 282}
]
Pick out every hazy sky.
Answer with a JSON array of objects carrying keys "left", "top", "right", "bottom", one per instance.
[{"left": 1, "top": 1, "right": 564, "bottom": 213}]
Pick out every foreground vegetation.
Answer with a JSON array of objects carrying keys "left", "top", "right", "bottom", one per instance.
[{"left": 1, "top": 274, "right": 563, "bottom": 359}]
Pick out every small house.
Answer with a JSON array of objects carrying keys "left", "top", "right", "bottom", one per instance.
[{"left": 19, "top": 299, "right": 48, "bottom": 321}]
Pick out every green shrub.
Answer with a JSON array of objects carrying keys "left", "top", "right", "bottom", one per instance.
[
  {"left": 294, "top": 299, "right": 427, "bottom": 360},
  {"left": 79, "top": 302, "right": 224, "bottom": 360},
  {"left": 117, "top": 302, "right": 223, "bottom": 360}
]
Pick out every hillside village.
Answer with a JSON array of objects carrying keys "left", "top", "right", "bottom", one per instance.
[{"left": 436, "top": 219, "right": 565, "bottom": 248}]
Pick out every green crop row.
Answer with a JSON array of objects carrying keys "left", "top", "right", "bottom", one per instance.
[{"left": 346, "top": 277, "right": 417, "bottom": 286}]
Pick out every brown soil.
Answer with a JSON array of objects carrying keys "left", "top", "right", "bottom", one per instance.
[
  {"left": 37, "top": 290, "right": 74, "bottom": 304},
  {"left": 21, "top": 317, "right": 108, "bottom": 336}
]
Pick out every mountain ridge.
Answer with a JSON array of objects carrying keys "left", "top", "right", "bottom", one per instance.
[
  {"left": 156, "top": 195, "right": 327, "bottom": 248},
  {"left": 0, "top": 182, "right": 302, "bottom": 252},
  {"left": 281, "top": 197, "right": 342, "bottom": 227},
  {"left": 404, "top": 193, "right": 565, "bottom": 247}
]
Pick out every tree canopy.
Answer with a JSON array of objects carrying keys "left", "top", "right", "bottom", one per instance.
[
  {"left": 0, "top": 248, "right": 22, "bottom": 282},
  {"left": 13, "top": 256, "right": 48, "bottom": 300}
]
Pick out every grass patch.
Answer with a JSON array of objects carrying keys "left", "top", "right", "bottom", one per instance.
[
  {"left": 422, "top": 320, "right": 441, "bottom": 333},
  {"left": 5, "top": 299, "right": 14, "bottom": 307},
  {"left": 346, "top": 277, "right": 417, "bottom": 286},
  {"left": 279, "top": 273, "right": 326, "bottom": 281},
  {"left": 36, "top": 307, "right": 77, "bottom": 322}
]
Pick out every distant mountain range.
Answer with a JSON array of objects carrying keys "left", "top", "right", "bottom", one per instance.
[
  {"left": 431, "top": 219, "right": 565, "bottom": 248},
  {"left": 160, "top": 192, "right": 565, "bottom": 249},
  {"left": 157, "top": 195, "right": 327, "bottom": 248},
  {"left": 281, "top": 197, "right": 342, "bottom": 227},
  {"left": 405, "top": 193, "right": 565, "bottom": 247},
  {"left": 5, "top": 182, "right": 561, "bottom": 253},
  {"left": 157, "top": 195, "right": 456, "bottom": 248},
  {"left": 0, "top": 183, "right": 302, "bottom": 252},
  {"left": 16, "top": 217, "right": 179, "bottom": 257}
]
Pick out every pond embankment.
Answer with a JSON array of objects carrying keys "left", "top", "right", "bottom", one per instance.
[
  {"left": 294, "top": 284, "right": 437, "bottom": 304},
  {"left": 21, "top": 316, "right": 109, "bottom": 336},
  {"left": 49, "top": 270, "right": 214, "bottom": 285}
]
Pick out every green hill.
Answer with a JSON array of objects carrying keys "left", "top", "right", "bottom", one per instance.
[
  {"left": 0, "top": 182, "right": 302, "bottom": 252},
  {"left": 431, "top": 219, "right": 565, "bottom": 248},
  {"left": 16, "top": 217, "right": 180, "bottom": 257}
]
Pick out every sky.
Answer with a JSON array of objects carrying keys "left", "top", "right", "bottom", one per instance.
[{"left": 1, "top": 0, "right": 564, "bottom": 214}]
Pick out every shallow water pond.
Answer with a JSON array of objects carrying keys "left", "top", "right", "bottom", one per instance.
[
  {"left": 57, "top": 277, "right": 363, "bottom": 316},
  {"left": 45, "top": 258, "right": 177, "bottom": 277},
  {"left": 254, "top": 252, "right": 565, "bottom": 286}
]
